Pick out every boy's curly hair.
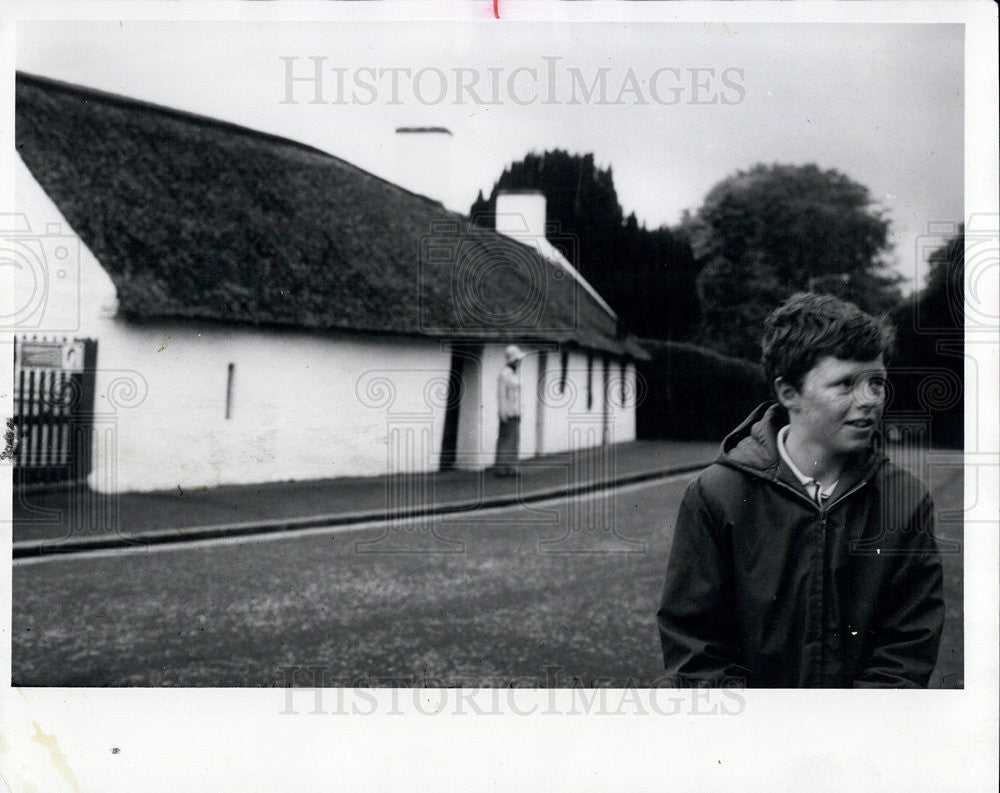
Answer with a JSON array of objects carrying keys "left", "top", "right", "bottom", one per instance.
[{"left": 761, "top": 292, "right": 896, "bottom": 392}]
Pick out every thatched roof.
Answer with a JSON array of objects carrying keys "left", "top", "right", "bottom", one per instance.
[{"left": 16, "top": 73, "right": 644, "bottom": 358}]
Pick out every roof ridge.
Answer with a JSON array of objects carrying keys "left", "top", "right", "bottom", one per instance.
[
  {"left": 16, "top": 71, "right": 335, "bottom": 159},
  {"left": 15, "top": 70, "right": 463, "bottom": 217},
  {"left": 15, "top": 72, "right": 611, "bottom": 265}
]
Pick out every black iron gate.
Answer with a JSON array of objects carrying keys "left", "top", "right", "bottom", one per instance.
[{"left": 13, "top": 336, "right": 98, "bottom": 486}]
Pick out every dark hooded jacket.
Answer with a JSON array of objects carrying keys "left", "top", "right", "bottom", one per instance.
[{"left": 656, "top": 402, "right": 945, "bottom": 688}]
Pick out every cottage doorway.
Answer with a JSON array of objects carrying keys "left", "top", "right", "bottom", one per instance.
[
  {"left": 440, "top": 342, "right": 481, "bottom": 471},
  {"left": 602, "top": 354, "right": 611, "bottom": 446},
  {"left": 439, "top": 347, "right": 464, "bottom": 471},
  {"left": 535, "top": 349, "right": 547, "bottom": 456}
]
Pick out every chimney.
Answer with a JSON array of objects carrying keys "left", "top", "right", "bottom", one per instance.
[
  {"left": 392, "top": 126, "right": 456, "bottom": 210},
  {"left": 494, "top": 190, "right": 618, "bottom": 321},
  {"left": 495, "top": 191, "right": 547, "bottom": 239}
]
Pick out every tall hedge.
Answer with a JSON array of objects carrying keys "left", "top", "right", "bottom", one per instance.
[
  {"left": 887, "top": 231, "right": 964, "bottom": 448},
  {"left": 636, "top": 340, "right": 770, "bottom": 441}
]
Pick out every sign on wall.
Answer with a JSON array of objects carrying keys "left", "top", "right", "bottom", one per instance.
[{"left": 18, "top": 338, "right": 85, "bottom": 371}]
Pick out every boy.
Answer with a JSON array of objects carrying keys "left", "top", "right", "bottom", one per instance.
[{"left": 656, "top": 293, "right": 945, "bottom": 687}]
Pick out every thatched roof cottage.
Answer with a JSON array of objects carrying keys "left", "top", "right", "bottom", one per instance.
[{"left": 14, "top": 73, "right": 643, "bottom": 493}]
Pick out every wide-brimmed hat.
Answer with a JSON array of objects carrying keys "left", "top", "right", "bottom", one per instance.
[{"left": 505, "top": 344, "right": 526, "bottom": 364}]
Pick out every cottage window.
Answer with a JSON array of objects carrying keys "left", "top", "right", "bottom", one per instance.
[
  {"left": 225, "top": 363, "right": 235, "bottom": 419},
  {"left": 559, "top": 347, "right": 568, "bottom": 395},
  {"left": 586, "top": 352, "right": 593, "bottom": 410}
]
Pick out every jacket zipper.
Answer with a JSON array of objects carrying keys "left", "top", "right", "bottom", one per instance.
[
  {"left": 768, "top": 473, "right": 874, "bottom": 686},
  {"left": 763, "top": 478, "right": 823, "bottom": 682},
  {"left": 819, "top": 510, "right": 828, "bottom": 685},
  {"left": 824, "top": 477, "right": 873, "bottom": 511}
]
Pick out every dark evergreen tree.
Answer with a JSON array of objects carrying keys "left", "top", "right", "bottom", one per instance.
[
  {"left": 470, "top": 150, "right": 701, "bottom": 341},
  {"left": 890, "top": 229, "right": 964, "bottom": 446}
]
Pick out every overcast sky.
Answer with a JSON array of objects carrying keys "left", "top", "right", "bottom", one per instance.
[{"left": 17, "top": 19, "right": 964, "bottom": 291}]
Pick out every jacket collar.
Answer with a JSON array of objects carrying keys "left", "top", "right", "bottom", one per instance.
[{"left": 717, "top": 401, "right": 886, "bottom": 499}]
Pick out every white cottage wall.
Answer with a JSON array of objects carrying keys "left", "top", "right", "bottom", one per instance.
[
  {"left": 453, "top": 343, "right": 484, "bottom": 469},
  {"left": 538, "top": 348, "right": 609, "bottom": 455},
  {"left": 518, "top": 347, "right": 540, "bottom": 460},
  {"left": 616, "top": 361, "right": 638, "bottom": 443},
  {"left": 474, "top": 344, "right": 629, "bottom": 466},
  {"left": 91, "top": 325, "right": 451, "bottom": 492}
]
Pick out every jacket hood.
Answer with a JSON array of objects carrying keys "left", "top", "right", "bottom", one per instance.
[{"left": 717, "top": 401, "right": 885, "bottom": 490}]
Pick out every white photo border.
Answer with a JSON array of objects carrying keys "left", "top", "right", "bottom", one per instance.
[{"left": 1, "top": 2, "right": 997, "bottom": 791}]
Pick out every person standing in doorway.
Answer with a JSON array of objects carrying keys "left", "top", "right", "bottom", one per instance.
[{"left": 494, "top": 344, "right": 525, "bottom": 477}]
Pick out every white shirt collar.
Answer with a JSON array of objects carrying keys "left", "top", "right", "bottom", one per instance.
[{"left": 776, "top": 425, "right": 838, "bottom": 502}]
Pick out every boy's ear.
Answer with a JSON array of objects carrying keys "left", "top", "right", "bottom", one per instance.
[{"left": 774, "top": 377, "right": 799, "bottom": 410}]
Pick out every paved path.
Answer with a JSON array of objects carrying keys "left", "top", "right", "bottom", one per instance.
[
  {"left": 11, "top": 463, "right": 963, "bottom": 688},
  {"left": 13, "top": 440, "right": 719, "bottom": 555}
]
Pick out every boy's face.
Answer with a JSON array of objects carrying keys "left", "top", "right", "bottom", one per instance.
[{"left": 778, "top": 355, "right": 887, "bottom": 459}]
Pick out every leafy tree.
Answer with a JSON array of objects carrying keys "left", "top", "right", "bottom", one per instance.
[
  {"left": 471, "top": 150, "right": 701, "bottom": 341},
  {"left": 687, "top": 163, "right": 903, "bottom": 360}
]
